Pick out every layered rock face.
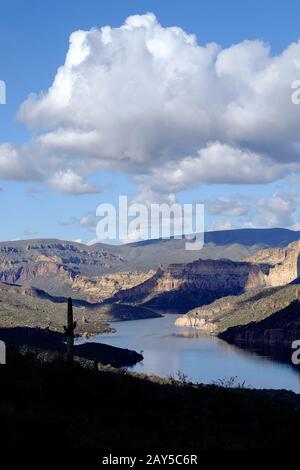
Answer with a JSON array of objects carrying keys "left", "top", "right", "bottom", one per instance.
[
  {"left": 166, "top": 259, "right": 269, "bottom": 290},
  {"left": 0, "top": 241, "right": 122, "bottom": 287},
  {"left": 0, "top": 241, "right": 148, "bottom": 301},
  {"left": 175, "top": 241, "right": 300, "bottom": 335},
  {"left": 113, "top": 240, "right": 300, "bottom": 311},
  {"left": 72, "top": 271, "right": 155, "bottom": 302},
  {"left": 1, "top": 238, "right": 300, "bottom": 311},
  {"left": 109, "top": 259, "right": 272, "bottom": 312},
  {"left": 246, "top": 240, "right": 300, "bottom": 286},
  {"left": 0, "top": 256, "right": 152, "bottom": 302},
  {"left": 175, "top": 314, "right": 217, "bottom": 332},
  {"left": 0, "top": 258, "right": 73, "bottom": 285}
]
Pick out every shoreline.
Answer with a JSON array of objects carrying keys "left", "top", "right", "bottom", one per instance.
[{"left": 0, "top": 326, "right": 144, "bottom": 368}]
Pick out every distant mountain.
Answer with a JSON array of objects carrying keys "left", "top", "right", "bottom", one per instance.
[
  {"left": 203, "top": 227, "right": 300, "bottom": 247},
  {"left": 0, "top": 228, "right": 300, "bottom": 299}
]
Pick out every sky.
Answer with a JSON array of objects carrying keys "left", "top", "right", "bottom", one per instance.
[{"left": 1, "top": 0, "right": 300, "bottom": 243}]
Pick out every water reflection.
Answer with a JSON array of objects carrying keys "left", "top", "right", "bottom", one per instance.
[
  {"left": 163, "top": 332, "right": 209, "bottom": 339},
  {"left": 82, "top": 314, "right": 300, "bottom": 393},
  {"left": 227, "top": 339, "right": 300, "bottom": 372}
]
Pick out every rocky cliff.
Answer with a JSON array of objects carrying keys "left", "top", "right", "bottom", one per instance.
[
  {"left": 72, "top": 271, "right": 155, "bottom": 302},
  {"left": 0, "top": 240, "right": 155, "bottom": 301},
  {"left": 1, "top": 228, "right": 299, "bottom": 297},
  {"left": 175, "top": 240, "right": 300, "bottom": 319},
  {"left": 108, "top": 258, "right": 273, "bottom": 312},
  {"left": 245, "top": 240, "right": 300, "bottom": 286},
  {"left": 1, "top": 236, "right": 300, "bottom": 313}
]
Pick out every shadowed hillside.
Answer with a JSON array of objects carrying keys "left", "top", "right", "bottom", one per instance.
[
  {"left": 220, "top": 299, "right": 300, "bottom": 346},
  {"left": 1, "top": 349, "right": 300, "bottom": 451}
]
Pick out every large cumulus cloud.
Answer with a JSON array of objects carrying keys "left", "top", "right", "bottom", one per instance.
[{"left": 2, "top": 13, "right": 300, "bottom": 195}]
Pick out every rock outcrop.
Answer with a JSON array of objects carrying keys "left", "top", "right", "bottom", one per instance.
[
  {"left": 0, "top": 240, "right": 126, "bottom": 298},
  {"left": 2, "top": 237, "right": 300, "bottom": 314},
  {"left": 0, "top": 244, "right": 154, "bottom": 302},
  {"left": 72, "top": 271, "right": 155, "bottom": 302},
  {"left": 246, "top": 240, "right": 300, "bottom": 286},
  {"left": 175, "top": 240, "right": 300, "bottom": 319},
  {"left": 109, "top": 258, "right": 273, "bottom": 312}
]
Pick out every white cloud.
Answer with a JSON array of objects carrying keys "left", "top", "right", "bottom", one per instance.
[
  {"left": 1, "top": 13, "right": 300, "bottom": 197},
  {"left": 0, "top": 143, "right": 41, "bottom": 181},
  {"left": 257, "top": 192, "right": 297, "bottom": 228},
  {"left": 209, "top": 191, "right": 298, "bottom": 230},
  {"left": 24, "top": 229, "right": 38, "bottom": 236},
  {"left": 138, "top": 143, "right": 297, "bottom": 192},
  {"left": 80, "top": 213, "right": 98, "bottom": 228},
  {"left": 50, "top": 169, "right": 100, "bottom": 195},
  {"left": 57, "top": 216, "right": 79, "bottom": 226},
  {"left": 58, "top": 212, "right": 98, "bottom": 230},
  {"left": 208, "top": 195, "right": 250, "bottom": 217},
  {"left": 210, "top": 220, "right": 234, "bottom": 231}
]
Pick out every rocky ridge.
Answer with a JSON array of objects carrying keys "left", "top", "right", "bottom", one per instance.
[
  {"left": 1, "top": 228, "right": 300, "bottom": 299},
  {"left": 108, "top": 258, "right": 272, "bottom": 312},
  {"left": 1, "top": 235, "right": 300, "bottom": 317},
  {"left": 174, "top": 240, "right": 300, "bottom": 321}
]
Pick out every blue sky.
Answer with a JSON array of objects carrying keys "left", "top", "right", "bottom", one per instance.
[{"left": 1, "top": 0, "right": 300, "bottom": 243}]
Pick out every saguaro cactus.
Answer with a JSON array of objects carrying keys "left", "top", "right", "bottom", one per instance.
[{"left": 64, "top": 297, "right": 77, "bottom": 363}]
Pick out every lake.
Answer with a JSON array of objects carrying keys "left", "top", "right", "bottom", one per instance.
[{"left": 83, "top": 314, "right": 300, "bottom": 393}]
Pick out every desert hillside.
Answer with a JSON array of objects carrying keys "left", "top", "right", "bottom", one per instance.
[
  {"left": 0, "top": 282, "right": 160, "bottom": 334},
  {"left": 175, "top": 284, "right": 298, "bottom": 334}
]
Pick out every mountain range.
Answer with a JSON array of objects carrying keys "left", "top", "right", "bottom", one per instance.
[
  {"left": 2, "top": 227, "right": 300, "bottom": 339},
  {"left": 1, "top": 228, "right": 300, "bottom": 300}
]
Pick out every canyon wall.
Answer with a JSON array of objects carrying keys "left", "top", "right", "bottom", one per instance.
[
  {"left": 246, "top": 240, "right": 300, "bottom": 287},
  {"left": 1, "top": 239, "right": 300, "bottom": 309}
]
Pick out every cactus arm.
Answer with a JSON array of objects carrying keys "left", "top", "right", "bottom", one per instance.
[{"left": 64, "top": 297, "right": 77, "bottom": 363}]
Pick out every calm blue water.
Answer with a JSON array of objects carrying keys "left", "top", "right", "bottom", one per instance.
[{"left": 79, "top": 314, "right": 300, "bottom": 392}]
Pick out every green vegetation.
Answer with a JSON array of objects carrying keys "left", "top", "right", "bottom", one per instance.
[
  {"left": 214, "top": 285, "right": 297, "bottom": 332},
  {"left": 0, "top": 282, "right": 160, "bottom": 335},
  {"left": 185, "top": 284, "right": 297, "bottom": 334}
]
